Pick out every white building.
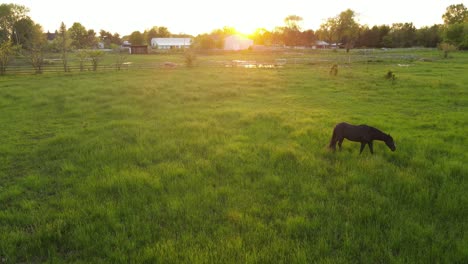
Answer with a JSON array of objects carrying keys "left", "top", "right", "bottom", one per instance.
[
  {"left": 151, "top": 38, "right": 192, "bottom": 49},
  {"left": 224, "top": 35, "right": 253, "bottom": 51}
]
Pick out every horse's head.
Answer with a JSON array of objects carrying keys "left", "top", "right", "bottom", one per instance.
[{"left": 385, "top": 134, "right": 396, "bottom": 151}]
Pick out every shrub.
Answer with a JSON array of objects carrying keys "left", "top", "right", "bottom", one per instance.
[
  {"left": 385, "top": 70, "right": 396, "bottom": 84},
  {"left": 329, "top": 64, "right": 338, "bottom": 76},
  {"left": 439, "top": 42, "right": 458, "bottom": 58},
  {"left": 184, "top": 49, "right": 196, "bottom": 68}
]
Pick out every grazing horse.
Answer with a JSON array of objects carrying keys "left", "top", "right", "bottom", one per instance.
[{"left": 329, "top": 122, "right": 396, "bottom": 154}]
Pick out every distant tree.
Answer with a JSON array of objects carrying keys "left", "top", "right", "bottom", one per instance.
[
  {"left": 439, "top": 42, "right": 458, "bottom": 58},
  {"left": 316, "top": 23, "right": 334, "bottom": 43},
  {"left": 69, "top": 22, "right": 88, "bottom": 49},
  {"left": 22, "top": 23, "right": 46, "bottom": 74},
  {"left": 114, "top": 48, "right": 127, "bottom": 70},
  {"left": 192, "top": 27, "right": 236, "bottom": 49},
  {"left": 441, "top": 4, "right": 468, "bottom": 49},
  {"left": 442, "top": 4, "right": 468, "bottom": 25},
  {"left": 146, "top": 27, "right": 159, "bottom": 44},
  {"left": 376, "top": 25, "right": 391, "bottom": 47},
  {"left": 112, "top": 33, "right": 121, "bottom": 45},
  {"left": 144, "top": 26, "right": 172, "bottom": 45},
  {"left": 76, "top": 50, "right": 88, "bottom": 71},
  {"left": 184, "top": 48, "right": 196, "bottom": 67},
  {"left": 0, "top": 40, "right": 17, "bottom": 75},
  {"left": 356, "top": 25, "right": 372, "bottom": 47},
  {"left": 0, "top": 3, "right": 30, "bottom": 43},
  {"left": 388, "top": 23, "right": 416, "bottom": 48},
  {"left": 443, "top": 22, "right": 468, "bottom": 49},
  {"left": 282, "top": 15, "right": 303, "bottom": 46},
  {"left": 301, "top": 29, "right": 316, "bottom": 46},
  {"left": 416, "top": 25, "right": 441, "bottom": 47},
  {"left": 157, "top": 27, "right": 171, "bottom": 38},
  {"left": 99, "top": 30, "right": 121, "bottom": 47},
  {"left": 336, "top": 9, "right": 360, "bottom": 51},
  {"left": 129, "top": 31, "right": 144, "bottom": 45},
  {"left": 251, "top": 28, "right": 271, "bottom": 45},
  {"left": 57, "top": 22, "right": 71, "bottom": 71},
  {"left": 11, "top": 17, "right": 36, "bottom": 47},
  {"left": 87, "top": 50, "right": 104, "bottom": 71},
  {"left": 100, "top": 30, "right": 112, "bottom": 48},
  {"left": 86, "top": 29, "right": 98, "bottom": 48},
  {"left": 192, "top": 33, "right": 216, "bottom": 49},
  {"left": 319, "top": 9, "right": 360, "bottom": 51},
  {"left": 284, "top": 15, "right": 303, "bottom": 31}
]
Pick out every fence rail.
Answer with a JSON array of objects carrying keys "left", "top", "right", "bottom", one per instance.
[{"left": 1, "top": 49, "right": 442, "bottom": 75}]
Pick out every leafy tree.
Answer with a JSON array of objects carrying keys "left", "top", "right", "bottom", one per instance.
[
  {"left": 251, "top": 28, "right": 271, "bottom": 45},
  {"left": 86, "top": 29, "right": 98, "bottom": 48},
  {"left": 100, "top": 30, "right": 121, "bottom": 47},
  {"left": 192, "top": 33, "right": 216, "bottom": 49},
  {"left": 282, "top": 15, "right": 304, "bottom": 46},
  {"left": 157, "top": 27, "right": 171, "bottom": 38},
  {"left": 388, "top": 23, "right": 416, "bottom": 48},
  {"left": 145, "top": 26, "right": 172, "bottom": 44},
  {"left": 301, "top": 29, "right": 316, "bottom": 46},
  {"left": 129, "top": 31, "right": 144, "bottom": 45},
  {"left": 416, "top": 25, "right": 441, "bottom": 47},
  {"left": 87, "top": 50, "right": 104, "bottom": 71},
  {"left": 75, "top": 50, "right": 88, "bottom": 71},
  {"left": 114, "top": 48, "right": 128, "bottom": 71},
  {"left": 284, "top": 15, "right": 303, "bottom": 31},
  {"left": 442, "top": 4, "right": 468, "bottom": 25},
  {"left": 0, "top": 3, "right": 29, "bottom": 42},
  {"left": 442, "top": 4, "right": 468, "bottom": 49},
  {"left": 22, "top": 23, "right": 46, "bottom": 74},
  {"left": 443, "top": 22, "right": 468, "bottom": 49},
  {"left": 57, "top": 22, "right": 71, "bottom": 71},
  {"left": 318, "top": 9, "right": 360, "bottom": 51},
  {"left": 439, "top": 42, "right": 458, "bottom": 58},
  {"left": 69, "top": 22, "right": 88, "bottom": 49},
  {"left": 0, "top": 40, "right": 18, "bottom": 75},
  {"left": 335, "top": 9, "right": 360, "bottom": 51},
  {"left": 11, "top": 17, "right": 36, "bottom": 47}
]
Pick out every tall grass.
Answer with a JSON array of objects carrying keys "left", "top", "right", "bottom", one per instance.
[{"left": 0, "top": 51, "right": 467, "bottom": 263}]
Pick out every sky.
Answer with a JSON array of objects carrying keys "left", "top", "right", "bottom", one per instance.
[{"left": 3, "top": 0, "right": 467, "bottom": 36}]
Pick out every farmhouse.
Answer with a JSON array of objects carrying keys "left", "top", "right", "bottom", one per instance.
[
  {"left": 151, "top": 38, "right": 192, "bottom": 49},
  {"left": 314, "top": 40, "right": 330, "bottom": 49},
  {"left": 224, "top": 35, "right": 253, "bottom": 51}
]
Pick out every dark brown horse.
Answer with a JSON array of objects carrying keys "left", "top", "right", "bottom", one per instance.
[{"left": 329, "top": 122, "right": 396, "bottom": 154}]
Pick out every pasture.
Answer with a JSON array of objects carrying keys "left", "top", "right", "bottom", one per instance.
[{"left": 0, "top": 49, "right": 467, "bottom": 263}]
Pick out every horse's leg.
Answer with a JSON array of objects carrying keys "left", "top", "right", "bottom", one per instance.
[
  {"left": 369, "top": 141, "right": 374, "bottom": 154},
  {"left": 360, "top": 142, "right": 366, "bottom": 154},
  {"left": 329, "top": 130, "right": 337, "bottom": 150},
  {"left": 338, "top": 138, "right": 344, "bottom": 150}
]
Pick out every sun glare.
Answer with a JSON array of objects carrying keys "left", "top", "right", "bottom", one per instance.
[{"left": 232, "top": 23, "right": 259, "bottom": 36}]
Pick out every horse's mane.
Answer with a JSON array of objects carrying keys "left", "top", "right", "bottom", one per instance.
[{"left": 368, "top": 126, "right": 392, "bottom": 141}]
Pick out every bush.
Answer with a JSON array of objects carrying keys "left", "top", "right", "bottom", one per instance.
[
  {"left": 385, "top": 70, "right": 396, "bottom": 84},
  {"left": 438, "top": 42, "right": 458, "bottom": 58},
  {"left": 329, "top": 64, "right": 338, "bottom": 76},
  {"left": 184, "top": 49, "right": 196, "bottom": 68}
]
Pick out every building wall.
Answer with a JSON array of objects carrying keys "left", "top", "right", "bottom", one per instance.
[
  {"left": 130, "top": 46, "right": 148, "bottom": 54},
  {"left": 151, "top": 38, "right": 192, "bottom": 49},
  {"left": 224, "top": 35, "right": 253, "bottom": 51}
]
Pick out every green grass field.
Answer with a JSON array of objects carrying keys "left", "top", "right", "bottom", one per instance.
[{"left": 1, "top": 50, "right": 467, "bottom": 263}]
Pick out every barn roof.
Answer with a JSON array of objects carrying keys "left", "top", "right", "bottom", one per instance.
[{"left": 152, "top": 38, "right": 192, "bottom": 46}]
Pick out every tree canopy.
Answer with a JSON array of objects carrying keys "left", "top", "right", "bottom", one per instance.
[{"left": 442, "top": 4, "right": 468, "bottom": 24}]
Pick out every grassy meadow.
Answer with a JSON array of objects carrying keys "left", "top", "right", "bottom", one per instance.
[{"left": 0, "top": 49, "right": 467, "bottom": 263}]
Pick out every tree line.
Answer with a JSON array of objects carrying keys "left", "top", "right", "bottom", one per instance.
[
  {"left": 195, "top": 5, "right": 467, "bottom": 51},
  {"left": 1, "top": 3, "right": 467, "bottom": 74}
]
